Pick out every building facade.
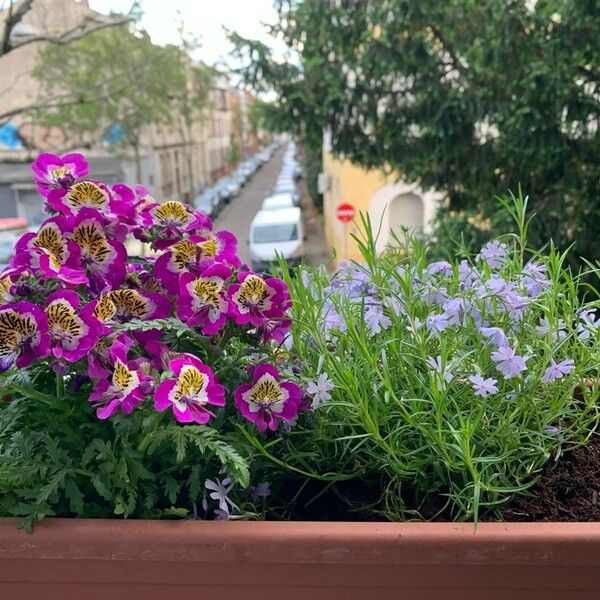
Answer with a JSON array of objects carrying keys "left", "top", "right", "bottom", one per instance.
[{"left": 320, "top": 132, "right": 443, "bottom": 264}]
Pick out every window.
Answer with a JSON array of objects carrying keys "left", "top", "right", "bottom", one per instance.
[{"left": 253, "top": 223, "right": 298, "bottom": 243}]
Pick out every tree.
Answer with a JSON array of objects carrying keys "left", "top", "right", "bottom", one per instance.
[
  {"left": 32, "top": 24, "right": 206, "bottom": 182},
  {"left": 0, "top": 0, "right": 138, "bottom": 124},
  {"left": 231, "top": 1, "right": 600, "bottom": 262}
]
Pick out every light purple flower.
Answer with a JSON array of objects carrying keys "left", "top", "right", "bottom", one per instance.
[
  {"left": 425, "top": 312, "right": 449, "bottom": 334},
  {"left": 425, "top": 261, "right": 453, "bottom": 278},
  {"left": 491, "top": 346, "right": 527, "bottom": 379},
  {"left": 458, "top": 260, "right": 481, "bottom": 289},
  {"left": 443, "top": 297, "right": 468, "bottom": 326},
  {"left": 306, "top": 372, "right": 334, "bottom": 408},
  {"left": 541, "top": 359, "right": 575, "bottom": 383},
  {"left": 522, "top": 262, "right": 550, "bottom": 297},
  {"left": 421, "top": 284, "right": 448, "bottom": 305},
  {"left": 364, "top": 306, "right": 392, "bottom": 336},
  {"left": 479, "top": 240, "right": 508, "bottom": 270},
  {"left": 479, "top": 326, "right": 508, "bottom": 347},
  {"left": 205, "top": 477, "right": 235, "bottom": 515},
  {"left": 577, "top": 308, "right": 600, "bottom": 340},
  {"left": 468, "top": 374, "right": 499, "bottom": 397}
]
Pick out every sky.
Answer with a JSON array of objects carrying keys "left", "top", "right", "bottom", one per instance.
[{"left": 88, "top": 0, "right": 283, "bottom": 68}]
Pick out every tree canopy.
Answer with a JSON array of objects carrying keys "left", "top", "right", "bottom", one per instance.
[{"left": 231, "top": 0, "right": 600, "bottom": 261}]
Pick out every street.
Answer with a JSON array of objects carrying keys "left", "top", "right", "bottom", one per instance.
[{"left": 215, "top": 145, "right": 331, "bottom": 268}]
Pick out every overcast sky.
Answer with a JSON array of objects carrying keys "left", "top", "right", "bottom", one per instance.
[{"left": 88, "top": 0, "right": 282, "bottom": 67}]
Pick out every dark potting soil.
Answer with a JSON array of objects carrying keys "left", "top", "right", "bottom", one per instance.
[
  {"left": 499, "top": 434, "right": 600, "bottom": 522},
  {"left": 285, "top": 435, "right": 600, "bottom": 522}
]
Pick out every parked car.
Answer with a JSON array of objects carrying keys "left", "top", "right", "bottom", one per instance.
[
  {"left": 261, "top": 193, "right": 296, "bottom": 211},
  {"left": 223, "top": 177, "right": 241, "bottom": 198},
  {"left": 193, "top": 190, "right": 220, "bottom": 218},
  {"left": 273, "top": 182, "right": 300, "bottom": 206},
  {"left": 249, "top": 207, "right": 304, "bottom": 272},
  {"left": 213, "top": 180, "right": 233, "bottom": 204}
]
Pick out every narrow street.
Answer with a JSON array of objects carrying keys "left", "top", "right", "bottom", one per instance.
[{"left": 215, "top": 145, "right": 330, "bottom": 268}]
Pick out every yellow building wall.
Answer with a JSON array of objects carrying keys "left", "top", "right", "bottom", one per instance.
[{"left": 323, "top": 149, "right": 397, "bottom": 263}]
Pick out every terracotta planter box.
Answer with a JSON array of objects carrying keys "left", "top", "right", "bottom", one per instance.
[{"left": 1, "top": 518, "right": 600, "bottom": 599}]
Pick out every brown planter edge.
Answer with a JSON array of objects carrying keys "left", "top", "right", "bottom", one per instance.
[{"left": 1, "top": 518, "right": 600, "bottom": 599}]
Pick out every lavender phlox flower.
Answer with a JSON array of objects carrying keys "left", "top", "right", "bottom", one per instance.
[
  {"left": 479, "top": 326, "right": 508, "bottom": 347},
  {"left": 384, "top": 295, "right": 405, "bottom": 317},
  {"left": 477, "top": 274, "right": 510, "bottom": 298},
  {"left": 205, "top": 477, "right": 235, "bottom": 515},
  {"left": 535, "top": 317, "right": 567, "bottom": 342},
  {"left": 421, "top": 283, "right": 448, "bottom": 305},
  {"left": 491, "top": 346, "right": 527, "bottom": 379},
  {"left": 364, "top": 305, "right": 392, "bottom": 336},
  {"left": 500, "top": 290, "right": 531, "bottom": 321},
  {"left": 321, "top": 299, "right": 347, "bottom": 332},
  {"left": 541, "top": 359, "right": 575, "bottom": 383},
  {"left": 425, "top": 261, "right": 453, "bottom": 278},
  {"left": 577, "top": 308, "right": 600, "bottom": 340},
  {"left": 426, "top": 355, "right": 453, "bottom": 390},
  {"left": 543, "top": 425, "right": 566, "bottom": 443},
  {"left": 522, "top": 262, "right": 550, "bottom": 297},
  {"left": 479, "top": 240, "right": 508, "bottom": 270},
  {"left": 425, "top": 312, "right": 449, "bottom": 334},
  {"left": 443, "top": 297, "right": 469, "bottom": 326},
  {"left": 458, "top": 260, "right": 481, "bottom": 289},
  {"left": 468, "top": 374, "right": 499, "bottom": 397},
  {"left": 306, "top": 372, "right": 335, "bottom": 408},
  {"left": 249, "top": 481, "right": 271, "bottom": 503}
]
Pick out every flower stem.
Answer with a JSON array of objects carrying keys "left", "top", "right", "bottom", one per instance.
[{"left": 56, "top": 373, "right": 65, "bottom": 398}]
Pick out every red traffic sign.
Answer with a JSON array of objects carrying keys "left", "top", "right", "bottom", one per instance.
[{"left": 336, "top": 202, "right": 356, "bottom": 223}]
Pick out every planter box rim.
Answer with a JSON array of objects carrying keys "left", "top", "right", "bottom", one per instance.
[{"left": 2, "top": 518, "right": 600, "bottom": 566}]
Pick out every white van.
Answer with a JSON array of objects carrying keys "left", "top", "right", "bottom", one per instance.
[
  {"left": 261, "top": 193, "right": 295, "bottom": 211},
  {"left": 249, "top": 207, "right": 304, "bottom": 272}
]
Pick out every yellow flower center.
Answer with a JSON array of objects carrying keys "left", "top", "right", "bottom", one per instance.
[
  {"left": 248, "top": 374, "right": 283, "bottom": 406},
  {"left": 0, "top": 309, "right": 38, "bottom": 360},
  {"left": 112, "top": 359, "right": 139, "bottom": 393},
  {"left": 171, "top": 240, "right": 197, "bottom": 271},
  {"left": 172, "top": 365, "right": 207, "bottom": 405},
  {"left": 66, "top": 181, "right": 108, "bottom": 209},
  {"left": 153, "top": 201, "right": 190, "bottom": 226},
  {"left": 107, "top": 289, "right": 150, "bottom": 319},
  {"left": 71, "top": 221, "right": 112, "bottom": 263},
  {"left": 192, "top": 277, "right": 221, "bottom": 307},
  {"left": 93, "top": 295, "right": 117, "bottom": 322},
  {"left": 239, "top": 275, "right": 268, "bottom": 305},
  {"left": 33, "top": 223, "right": 66, "bottom": 264},
  {"left": 50, "top": 166, "right": 70, "bottom": 180},
  {"left": 46, "top": 300, "right": 82, "bottom": 346}
]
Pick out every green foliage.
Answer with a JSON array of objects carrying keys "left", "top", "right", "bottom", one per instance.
[
  {"left": 264, "top": 194, "right": 600, "bottom": 521},
  {"left": 0, "top": 320, "right": 278, "bottom": 530},
  {"left": 231, "top": 0, "right": 600, "bottom": 263}
]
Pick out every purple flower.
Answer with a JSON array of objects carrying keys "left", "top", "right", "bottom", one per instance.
[
  {"left": 234, "top": 364, "right": 302, "bottom": 432},
  {"left": 458, "top": 260, "right": 481, "bottom": 289},
  {"left": 364, "top": 305, "right": 392, "bottom": 336},
  {"left": 577, "top": 308, "right": 600, "bottom": 340},
  {"left": 30, "top": 152, "right": 88, "bottom": 196},
  {"left": 541, "top": 359, "right": 575, "bottom": 384},
  {"left": 421, "top": 284, "right": 448, "bottom": 305},
  {"left": 45, "top": 290, "right": 103, "bottom": 362},
  {"left": 154, "top": 354, "right": 225, "bottom": 424},
  {"left": 479, "top": 326, "right": 508, "bottom": 347},
  {"left": 321, "top": 299, "right": 346, "bottom": 332},
  {"left": 177, "top": 263, "right": 232, "bottom": 335},
  {"left": 89, "top": 340, "right": 150, "bottom": 419},
  {"left": 522, "top": 262, "right": 550, "bottom": 297},
  {"left": 205, "top": 477, "right": 235, "bottom": 515},
  {"left": 468, "top": 374, "right": 499, "bottom": 397},
  {"left": 443, "top": 297, "right": 469, "bottom": 326},
  {"left": 425, "top": 261, "right": 453, "bottom": 278},
  {"left": 425, "top": 312, "right": 449, "bottom": 334},
  {"left": 229, "top": 271, "right": 290, "bottom": 329},
  {"left": 479, "top": 240, "right": 508, "bottom": 270},
  {"left": 491, "top": 346, "right": 527, "bottom": 379},
  {"left": 0, "top": 301, "right": 51, "bottom": 371},
  {"left": 306, "top": 372, "right": 334, "bottom": 408}
]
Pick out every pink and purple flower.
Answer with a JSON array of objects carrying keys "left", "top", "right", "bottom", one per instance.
[
  {"left": 177, "top": 263, "right": 232, "bottom": 334},
  {"left": 89, "top": 339, "right": 149, "bottom": 419},
  {"left": 30, "top": 152, "right": 88, "bottom": 197},
  {"left": 0, "top": 301, "right": 50, "bottom": 371},
  {"left": 154, "top": 354, "right": 225, "bottom": 424},
  {"left": 45, "top": 290, "right": 103, "bottom": 362},
  {"left": 67, "top": 208, "right": 127, "bottom": 290},
  {"left": 234, "top": 364, "right": 302, "bottom": 432},
  {"left": 229, "top": 271, "right": 291, "bottom": 328}
]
